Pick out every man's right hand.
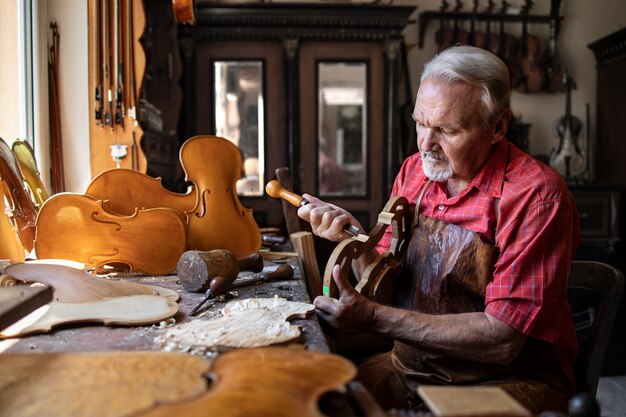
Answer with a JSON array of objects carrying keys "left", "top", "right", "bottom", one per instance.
[{"left": 297, "top": 193, "right": 363, "bottom": 243}]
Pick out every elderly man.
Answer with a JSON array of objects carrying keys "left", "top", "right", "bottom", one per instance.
[{"left": 298, "top": 45, "right": 580, "bottom": 413}]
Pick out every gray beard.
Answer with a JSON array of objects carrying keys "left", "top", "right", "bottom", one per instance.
[{"left": 421, "top": 151, "right": 453, "bottom": 182}]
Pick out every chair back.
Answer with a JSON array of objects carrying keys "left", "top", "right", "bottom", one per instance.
[{"left": 568, "top": 260, "right": 624, "bottom": 396}]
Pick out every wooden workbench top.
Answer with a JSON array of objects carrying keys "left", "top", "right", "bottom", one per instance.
[{"left": 0, "top": 257, "right": 330, "bottom": 354}]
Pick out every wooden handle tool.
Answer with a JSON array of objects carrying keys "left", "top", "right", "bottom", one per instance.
[
  {"left": 230, "top": 264, "right": 294, "bottom": 289},
  {"left": 265, "top": 180, "right": 365, "bottom": 240},
  {"left": 189, "top": 273, "right": 237, "bottom": 316},
  {"left": 177, "top": 250, "right": 263, "bottom": 293}
]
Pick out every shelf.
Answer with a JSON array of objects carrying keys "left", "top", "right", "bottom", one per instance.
[{"left": 418, "top": 11, "right": 563, "bottom": 48}]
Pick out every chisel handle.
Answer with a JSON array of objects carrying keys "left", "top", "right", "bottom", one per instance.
[
  {"left": 265, "top": 180, "right": 363, "bottom": 238},
  {"left": 189, "top": 273, "right": 238, "bottom": 316},
  {"left": 265, "top": 180, "right": 308, "bottom": 207}
]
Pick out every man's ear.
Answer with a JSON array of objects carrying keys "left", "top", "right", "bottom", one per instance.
[{"left": 490, "top": 108, "right": 512, "bottom": 145}]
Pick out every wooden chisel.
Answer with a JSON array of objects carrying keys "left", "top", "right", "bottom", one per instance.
[{"left": 265, "top": 180, "right": 368, "bottom": 242}]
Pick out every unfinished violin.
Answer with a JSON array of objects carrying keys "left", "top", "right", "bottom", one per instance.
[
  {"left": 85, "top": 136, "right": 261, "bottom": 258},
  {"left": 0, "top": 180, "right": 26, "bottom": 263},
  {"left": 34, "top": 193, "right": 187, "bottom": 275},
  {"left": 0, "top": 137, "right": 37, "bottom": 253},
  {"left": 11, "top": 139, "right": 49, "bottom": 208},
  {"left": 181, "top": 135, "right": 261, "bottom": 258},
  {"left": 86, "top": 168, "right": 197, "bottom": 221},
  {"left": 323, "top": 196, "right": 412, "bottom": 303}
]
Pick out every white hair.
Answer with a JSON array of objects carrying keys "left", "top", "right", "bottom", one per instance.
[{"left": 420, "top": 45, "right": 511, "bottom": 128}]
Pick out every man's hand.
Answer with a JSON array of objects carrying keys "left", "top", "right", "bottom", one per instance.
[
  {"left": 313, "top": 264, "right": 376, "bottom": 333},
  {"left": 298, "top": 194, "right": 363, "bottom": 242}
]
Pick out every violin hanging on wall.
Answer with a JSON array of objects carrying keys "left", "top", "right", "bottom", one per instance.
[
  {"left": 549, "top": 74, "right": 586, "bottom": 181},
  {"left": 515, "top": 0, "right": 544, "bottom": 93},
  {"left": 539, "top": 0, "right": 565, "bottom": 93}
]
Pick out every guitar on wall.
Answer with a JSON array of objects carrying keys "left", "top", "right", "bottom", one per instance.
[{"left": 89, "top": 0, "right": 147, "bottom": 177}]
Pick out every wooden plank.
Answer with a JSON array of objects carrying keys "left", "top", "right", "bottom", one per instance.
[
  {"left": 417, "top": 386, "right": 532, "bottom": 417},
  {"left": 290, "top": 231, "right": 323, "bottom": 298},
  {"left": 0, "top": 285, "right": 53, "bottom": 331}
]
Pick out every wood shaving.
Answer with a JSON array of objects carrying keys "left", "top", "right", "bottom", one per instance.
[{"left": 156, "top": 296, "right": 314, "bottom": 353}]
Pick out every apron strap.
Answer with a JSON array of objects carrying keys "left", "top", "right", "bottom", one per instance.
[
  {"left": 413, "top": 180, "right": 432, "bottom": 227},
  {"left": 493, "top": 142, "right": 511, "bottom": 237}
]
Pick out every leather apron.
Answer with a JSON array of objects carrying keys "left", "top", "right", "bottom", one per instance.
[{"left": 357, "top": 179, "right": 571, "bottom": 413}]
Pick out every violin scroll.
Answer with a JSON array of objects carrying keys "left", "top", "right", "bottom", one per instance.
[{"left": 323, "top": 196, "right": 412, "bottom": 302}]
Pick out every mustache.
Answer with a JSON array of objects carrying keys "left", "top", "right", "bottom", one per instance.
[{"left": 421, "top": 151, "right": 448, "bottom": 162}]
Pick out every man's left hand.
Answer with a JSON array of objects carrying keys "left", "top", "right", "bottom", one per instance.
[{"left": 313, "top": 264, "right": 376, "bottom": 333}]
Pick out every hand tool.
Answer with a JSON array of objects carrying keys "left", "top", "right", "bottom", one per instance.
[
  {"left": 177, "top": 250, "right": 263, "bottom": 293},
  {"left": 188, "top": 264, "right": 294, "bottom": 316},
  {"left": 189, "top": 273, "right": 237, "bottom": 316},
  {"left": 265, "top": 180, "right": 368, "bottom": 241},
  {"left": 229, "top": 264, "right": 294, "bottom": 289}
]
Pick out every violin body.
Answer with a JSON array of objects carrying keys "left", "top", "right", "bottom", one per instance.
[
  {"left": 0, "top": 137, "right": 37, "bottom": 252},
  {"left": 35, "top": 193, "right": 187, "bottom": 275},
  {"left": 86, "top": 168, "right": 197, "bottom": 221},
  {"left": 515, "top": 0, "right": 544, "bottom": 93},
  {"left": 549, "top": 75, "right": 586, "bottom": 180},
  {"left": 0, "top": 180, "right": 26, "bottom": 263},
  {"left": 181, "top": 136, "right": 261, "bottom": 258},
  {"left": 11, "top": 139, "right": 49, "bottom": 208},
  {"left": 539, "top": 17, "right": 565, "bottom": 93},
  {"left": 473, "top": 0, "right": 499, "bottom": 53},
  {"left": 85, "top": 136, "right": 261, "bottom": 259}
]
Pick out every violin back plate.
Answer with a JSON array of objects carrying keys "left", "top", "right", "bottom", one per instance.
[
  {"left": 86, "top": 168, "right": 197, "bottom": 219},
  {"left": 135, "top": 347, "right": 356, "bottom": 417},
  {"left": 34, "top": 193, "right": 187, "bottom": 275}
]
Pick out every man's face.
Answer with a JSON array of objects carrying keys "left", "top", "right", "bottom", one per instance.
[{"left": 413, "top": 78, "right": 500, "bottom": 183}]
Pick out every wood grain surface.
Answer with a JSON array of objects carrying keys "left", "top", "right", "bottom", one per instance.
[
  {"left": 0, "top": 351, "right": 209, "bottom": 417},
  {"left": 136, "top": 347, "right": 356, "bottom": 417},
  {"left": 0, "top": 294, "right": 179, "bottom": 338},
  {"left": 5, "top": 262, "right": 179, "bottom": 302}
]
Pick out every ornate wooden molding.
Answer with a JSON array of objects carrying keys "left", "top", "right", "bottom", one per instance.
[
  {"left": 179, "top": 3, "right": 415, "bottom": 42},
  {"left": 588, "top": 27, "right": 626, "bottom": 66}
]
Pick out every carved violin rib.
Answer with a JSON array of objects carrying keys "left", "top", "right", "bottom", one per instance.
[
  {"left": 323, "top": 196, "right": 413, "bottom": 302},
  {"left": 34, "top": 193, "right": 187, "bottom": 275}
]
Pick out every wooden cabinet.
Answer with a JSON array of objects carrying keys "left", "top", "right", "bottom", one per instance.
[
  {"left": 588, "top": 28, "right": 626, "bottom": 187},
  {"left": 173, "top": 3, "right": 415, "bottom": 229}
]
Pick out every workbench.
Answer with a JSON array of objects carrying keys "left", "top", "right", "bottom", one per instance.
[{"left": 0, "top": 255, "right": 330, "bottom": 354}]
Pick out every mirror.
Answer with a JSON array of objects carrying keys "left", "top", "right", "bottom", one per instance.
[
  {"left": 214, "top": 60, "right": 264, "bottom": 196},
  {"left": 318, "top": 62, "right": 367, "bottom": 196}
]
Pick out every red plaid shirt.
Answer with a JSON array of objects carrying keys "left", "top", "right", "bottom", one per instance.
[{"left": 377, "top": 140, "right": 580, "bottom": 390}]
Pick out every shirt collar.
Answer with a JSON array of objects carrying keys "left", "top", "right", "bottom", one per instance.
[{"left": 470, "top": 139, "right": 508, "bottom": 198}]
